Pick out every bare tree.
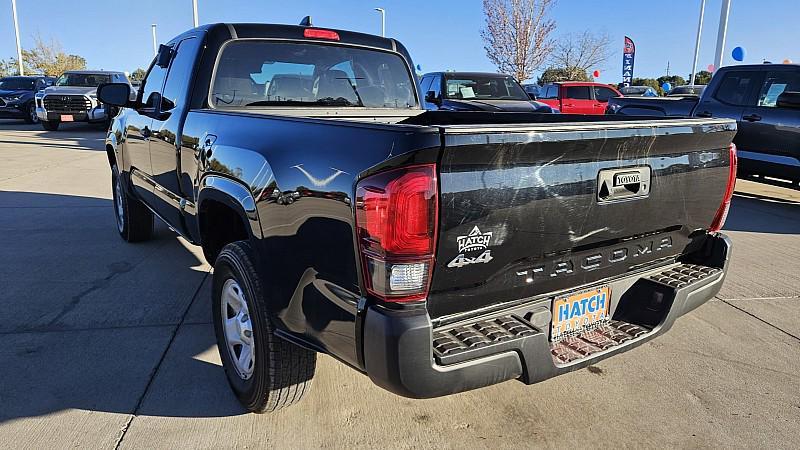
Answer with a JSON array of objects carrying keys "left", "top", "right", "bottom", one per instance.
[
  {"left": 481, "top": 0, "right": 557, "bottom": 82},
  {"left": 549, "top": 31, "right": 612, "bottom": 80}
]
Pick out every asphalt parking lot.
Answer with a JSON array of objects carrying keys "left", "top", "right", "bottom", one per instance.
[{"left": 0, "top": 120, "right": 798, "bottom": 449}]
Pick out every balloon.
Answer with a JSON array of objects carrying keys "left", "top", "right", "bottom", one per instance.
[
  {"left": 732, "top": 47, "right": 746, "bottom": 62},
  {"left": 592, "top": 70, "right": 600, "bottom": 78},
  {"left": 661, "top": 82, "right": 672, "bottom": 92},
  {"left": 707, "top": 64, "right": 715, "bottom": 72},
  {"left": 784, "top": 59, "right": 793, "bottom": 64}
]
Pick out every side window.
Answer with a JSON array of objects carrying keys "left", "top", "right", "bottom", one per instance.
[
  {"left": 756, "top": 70, "right": 800, "bottom": 108},
  {"left": 419, "top": 76, "right": 433, "bottom": 96},
  {"left": 565, "top": 86, "right": 591, "bottom": 100},
  {"left": 139, "top": 58, "right": 169, "bottom": 109},
  {"left": 541, "top": 85, "right": 556, "bottom": 99},
  {"left": 593, "top": 86, "right": 618, "bottom": 102},
  {"left": 430, "top": 75, "right": 441, "bottom": 97},
  {"left": 162, "top": 38, "right": 201, "bottom": 111},
  {"left": 714, "top": 71, "right": 756, "bottom": 106}
]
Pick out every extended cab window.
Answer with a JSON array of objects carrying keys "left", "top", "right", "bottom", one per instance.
[
  {"left": 565, "top": 86, "right": 591, "bottom": 99},
  {"left": 714, "top": 71, "right": 756, "bottom": 106},
  {"left": 211, "top": 41, "right": 416, "bottom": 108},
  {"left": 756, "top": 70, "right": 800, "bottom": 107}
]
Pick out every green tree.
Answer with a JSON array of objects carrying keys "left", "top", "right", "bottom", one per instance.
[
  {"left": 129, "top": 68, "right": 147, "bottom": 84},
  {"left": 537, "top": 67, "right": 590, "bottom": 84},
  {"left": 11, "top": 35, "right": 86, "bottom": 76},
  {"left": 631, "top": 77, "right": 664, "bottom": 95},
  {"left": 690, "top": 70, "right": 712, "bottom": 85},
  {"left": 656, "top": 75, "right": 686, "bottom": 91}
]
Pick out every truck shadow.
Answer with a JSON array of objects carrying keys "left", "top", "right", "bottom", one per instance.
[
  {"left": 723, "top": 193, "right": 800, "bottom": 234},
  {"left": 0, "top": 190, "right": 248, "bottom": 422},
  {"left": 0, "top": 119, "right": 106, "bottom": 151}
]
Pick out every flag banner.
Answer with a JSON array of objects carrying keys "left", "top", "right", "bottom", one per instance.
[{"left": 622, "top": 36, "right": 635, "bottom": 87}]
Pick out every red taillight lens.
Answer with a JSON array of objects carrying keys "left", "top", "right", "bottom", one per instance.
[
  {"left": 303, "top": 28, "right": 340, "bottom": 41},
  {"left": 710, "top": 143, "right": 738, "bottom": 232},
  {"left": 355, "top": 165, "right": 438, "bottom": 302}
]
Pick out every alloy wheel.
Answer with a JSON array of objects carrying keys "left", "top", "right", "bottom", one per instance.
[{"left": 221, "top": 278, "right": 255, "bottom": 379}]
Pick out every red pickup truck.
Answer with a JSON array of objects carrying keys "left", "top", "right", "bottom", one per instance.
[{"left": 538, "top": 81, "right": 622, "bottom": 114}]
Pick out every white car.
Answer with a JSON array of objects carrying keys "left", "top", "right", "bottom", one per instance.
[{"left": 37, "top": 70, "right": 132, "bottom": 131}]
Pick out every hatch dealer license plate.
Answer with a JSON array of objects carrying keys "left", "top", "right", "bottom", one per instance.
[
  {"left": 551, "top": 286, "right": 610, "bottom": 341},
  {"left": 61, "top": 114, "right": 74, "bottom": 122}
]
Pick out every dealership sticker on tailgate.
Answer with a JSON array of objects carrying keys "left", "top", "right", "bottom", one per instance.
[{"left": 551, "top": 286, "right": 610, "bottom": 341}]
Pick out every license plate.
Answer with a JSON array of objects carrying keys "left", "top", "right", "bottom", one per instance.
[
  {"left": 551, "top": 286, "right": 610, "bottom": 341},
  {"left": 61, "top": 114, "right": 73, "bottom": 122}
]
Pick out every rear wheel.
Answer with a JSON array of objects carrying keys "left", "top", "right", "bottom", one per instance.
[
  {"left": 213, "top": 241, "right": 316, "bottom": 413},
  {"left": 112, "top": 165, "right": 153, "bottom": 242},
  {"left": 24, "top": 102, "right": 39, "bottom": 124},
  {"left": 41, "top": 120, "right": 59, "bottom": 131}
]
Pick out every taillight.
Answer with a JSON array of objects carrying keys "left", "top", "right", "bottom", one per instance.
[
  {"left": 355, "top": 164, "right": 438, "bottom": 302},
  {"left": 709, "top": 143, "right": 738, "bottom": 232},
  {"left": 303, "top": 28, "right": 340, "bottom": 41}
]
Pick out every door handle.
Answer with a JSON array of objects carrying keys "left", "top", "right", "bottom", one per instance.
[
  {"left": 141, "top": 126, "right": 151, "bottom": 138},
  {"left": 743, "top": 114, "right": 762, "bottom": 122},
  {"left": 695, "top": 111, "right": 712, "bottom": 118}
]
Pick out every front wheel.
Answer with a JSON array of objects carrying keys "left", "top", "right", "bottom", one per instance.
[
  {"left": 112, "top": 166, "right": 153, "bottom": 242},
  {"left": 41, "top": 120, "right": 59, "bottom": 131},
  {"left": 213, "top": 241, "right": 316, "bottom": 413},
  {"left": 24, "top": 102, "right": 39, "bottom": 124}
]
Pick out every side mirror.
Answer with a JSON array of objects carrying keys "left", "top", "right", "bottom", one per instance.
[
  {"left": 97, "top": 83, "right": 132, "bottom": 107},
  {"left": 156, "top": 44, "right": 173, "bottom": 68},
  {"left": 776, "top": 91, "right": 800, "bottom": 109},
  {"left": 528, "top": 92, "right": 538, "bottom": 101},
  {"left": 425, "top": 90, "right": 440, "bottom": 105}
]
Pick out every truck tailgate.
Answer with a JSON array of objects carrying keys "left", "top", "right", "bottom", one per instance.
[{"left": 428, "top": 118, "right": 736, "bottom": 319}]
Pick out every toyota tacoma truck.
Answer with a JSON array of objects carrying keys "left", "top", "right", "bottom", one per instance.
[
  {"left": 98, "top": 22, "right": 737, "bottom": 413},
  {"left": 37, "top": 70, "right": 132, "bottom": 131},
  {"left": 607, "top": 64, "right": 800, "bottom": 186}
]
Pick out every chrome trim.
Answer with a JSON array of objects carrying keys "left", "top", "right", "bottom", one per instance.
[{"left": 738, "top": 150, "right": 800, "bottom": 167}]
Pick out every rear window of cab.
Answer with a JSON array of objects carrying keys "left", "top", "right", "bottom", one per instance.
[{"left": 210, "top": 40, "right": 418, "bottom": 109}]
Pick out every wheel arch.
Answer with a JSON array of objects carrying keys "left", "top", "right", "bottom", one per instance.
[{"left": 197, "top": 175, "right": 263, "bottom": 264}]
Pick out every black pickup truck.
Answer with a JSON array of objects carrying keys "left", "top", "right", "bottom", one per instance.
[
  {"left": 98, "top": 22, "right": 737, "bottom": 413},
  {"left": 607, "top": 64, "right": 800, "bottom": 186}
]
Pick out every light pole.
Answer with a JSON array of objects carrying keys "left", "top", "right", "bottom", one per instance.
[
  {"left": 192, "top": 0, "right": 199, "bottom": 28},
  {"left": 374, "top": 7, "right": 385, "bottom": 37},
  {"left": 689, "top": 0, "right": 706, "bottom": 85},
  {"left": 11, "top": 0, "right": 24, "bottom": 75},
  {"left": 151, "top": 24, "right": 158, "bottom": 56},
  {"left": 713, "top": 0, "right": 731, "bottom": 72}
]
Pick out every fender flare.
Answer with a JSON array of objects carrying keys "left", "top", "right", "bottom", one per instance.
[{"left": 197, "top": 175, "right": 263, "bottom": 239}]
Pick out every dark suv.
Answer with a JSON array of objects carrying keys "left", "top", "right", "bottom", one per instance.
[{"left": 0, "top": 76, "right": 53, "bottom": 124}]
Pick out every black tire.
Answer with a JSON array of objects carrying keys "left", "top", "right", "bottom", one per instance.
[
  {"left": 112, "top": 165, "right": 153, "bottom": 242},
  {"left": 24, "top": 102, "right": 39, "bottom": 124},
  {"left": 213, "top": 241, "right": 316, "bottom": 413},
  {"left": 41, "top": 120, "right": 59, "bottom": 131}
]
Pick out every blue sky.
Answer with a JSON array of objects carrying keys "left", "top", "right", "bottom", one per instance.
[{"left": 2, "top": 0, "right": 798, "bottom": 84}]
